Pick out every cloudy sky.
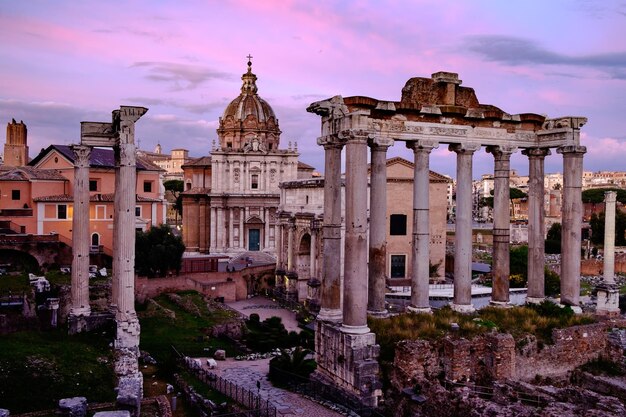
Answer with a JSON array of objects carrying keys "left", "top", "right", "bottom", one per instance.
[{"left": 1, "top": 0, "right": 625, "bottom": 178}]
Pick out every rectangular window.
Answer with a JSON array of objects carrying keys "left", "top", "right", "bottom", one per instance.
[
  {"left": 143, "top": 181, "right": 153, "bottom": 193},
  {"left": 57, "top": 204, "right": 67, "bottom": 219},
  {"left": 95, "top": 205, "right": 106, "bottom": 220},
  {"left": 390, "top": 214, "right": 407, "bottom": 235},
  {"left": 251, "top": 174, "right": 259, "bottom": 189},
  {"left": 390, "top": 255, "right": 406, "bottom": 278},
  {"left": 11, "top": 190, "right": 20, "bottom": 200},
  {"left": 135, "top": 206, "right": 142, "bottom": 217},
  {"left": 89, "top": 179, "right": 98, "bottom": 192}
]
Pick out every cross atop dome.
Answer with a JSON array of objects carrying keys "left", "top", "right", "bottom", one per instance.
[{"left": 241, "top": 54, "right": 258, "bottom": 94}]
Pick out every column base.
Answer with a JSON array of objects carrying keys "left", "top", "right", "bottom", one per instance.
[
  {"left": 525, "top": 296, "right": 545, "bottom": 305},
  {"left": 596, "top": 284, "right": 621, "bottom": 316},
  {"left": 69, "top": 306, "right": 91, "bottom": 317},
  {"left": 406, "top": 305, "right": 432, "bottom": 314},
  {"left": 341, "top": 324, "right": 371, "bottom": 334},
  {"left": 489, "top": 300, "right": 511, "bottom": 308},
  {"left": 367, "top": 309, "right": 390, "bottom": 318},
  {"left": 317, "top": 307, "right": 343, "bottom": 323},
  {"left": 556, "top": 301, "right": 583, "bottom": 314},
  {"left": 450, "top": 303, "right": 475, "bottom": 314},
  {"left": 314, "top": 322, "right": 381, "bottom": 408},
  {"left": 115, "top": 315, "right": 141, "bottom": 350}
]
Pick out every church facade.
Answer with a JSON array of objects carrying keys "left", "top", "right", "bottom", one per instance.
[{"left": 181, "top": 60, "right": 314, "bottom": 256}]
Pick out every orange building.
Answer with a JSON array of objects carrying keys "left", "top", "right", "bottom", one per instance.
[{"left": 0, "top": 144, "right": 166, "bottom": 256}]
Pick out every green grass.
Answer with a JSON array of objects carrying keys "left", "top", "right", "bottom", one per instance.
[
  {"left": 369, "top": 303, "right": 597, "bottom": 363},
  {"left": 0, "top": 273, "right": 30, "bottom": 292},
  {"left": 138, "top": 291, "right": 240, "bottom": 365},
  {"left": 0, "top": 328, "right": 116, "bottom": 413}
]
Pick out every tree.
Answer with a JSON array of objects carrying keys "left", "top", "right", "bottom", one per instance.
[
  {"left": 545, "top": 222, "right": 561, "bottom": 254},
  {"left": 509, "top": 245, "right": 529, "bottom": 279},
  {"left": 135, "top": 225, "right": 185, "bottom": 277},
  {"left": 582, "top": 188, "right": 626, "bottom": 204},
  {"left": 510, "top": 187, "right": 527, "bottom": 200},
  {"left": 589, "top": 211, "right": 626, "bottom": 246},
  {"left": 164, "top": 179, "right": 184, "bottom": 219}
]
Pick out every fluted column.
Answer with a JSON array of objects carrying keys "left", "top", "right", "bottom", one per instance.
[
  {"left": 450, "top": 143, "right": 480, "bottom": 313},
  {"left": 342, "top": 132, "right": 370, "bottom": 334},
  {"left": 70, "top": 145, "right": 92, "bottom": 318},
  {"left": 523, "top": 148, "right": 551, "bottom": 302},
  {"left": 486, "top": 145, "right": 516, "bottom": 305},
  {"left": 229, "top": 208, "right": 235, "bottom": 252},
  {"left": 407, "top": 140, "right": 438, "bottom": 313},
  {"left": 216, "top": 207, "right": 224, "bottom": 252},
  {"left": 367, "top": 136, "right": 393, "bottom": 317},
  {"left": 317, "top": 136, "right": 345, "bottom": 323},
  {"left": 604, "top": 191, "right": 617, "bottom": 285},
  {"left": 557, "top": 145, "right": 586, "bottom": 309}
]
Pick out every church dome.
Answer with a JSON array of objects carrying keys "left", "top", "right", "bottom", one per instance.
[{"left": 217, "top": 59, "right": 281, "bottom": 151}]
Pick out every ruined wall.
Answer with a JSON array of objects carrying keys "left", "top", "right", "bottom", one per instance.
[{"left": 392, "top": 320, "right": 626, "bottom": 390}]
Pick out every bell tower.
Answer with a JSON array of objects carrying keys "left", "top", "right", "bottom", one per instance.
[{"left": 4, "top": 119, "right": 29, "bottom": 166}]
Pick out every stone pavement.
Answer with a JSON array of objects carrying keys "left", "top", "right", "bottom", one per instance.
[
  {"left": 199, "top": 357, "right": 349, "bottom": 417},
  {"left": 226, "top": 296, "right": 300, "bottom": 332}
]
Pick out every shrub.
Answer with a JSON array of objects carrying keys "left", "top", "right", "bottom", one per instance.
[{"left": 268, "top": 347, "right": 316, "bottom": 386}]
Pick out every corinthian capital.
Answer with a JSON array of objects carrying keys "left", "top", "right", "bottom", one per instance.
[{"left": 71, "top": 145, "right": 92, "bottom": 168}]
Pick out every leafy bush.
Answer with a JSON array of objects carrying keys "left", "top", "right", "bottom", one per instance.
[
  {"left": 268, "top": 347, "right": 316, "bottom": 386},
  {"left": 135, "top": 225, "right": 185, "bottom": 277}
]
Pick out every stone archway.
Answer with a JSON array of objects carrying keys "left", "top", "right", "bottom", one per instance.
[{"left": 296, "top": 233, "right": 311, "bottom": 301}]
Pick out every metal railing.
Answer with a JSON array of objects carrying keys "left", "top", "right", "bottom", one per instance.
[{"left": 184, "top": 359, "right": 277, "bottom": 417}]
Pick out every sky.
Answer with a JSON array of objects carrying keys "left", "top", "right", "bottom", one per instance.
[{"left": 1, "top": 0, "right": 626, "bottom": 179}]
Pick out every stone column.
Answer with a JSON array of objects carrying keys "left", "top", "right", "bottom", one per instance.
[
  {"left": 216, "top": 207, "right": 224, "bottom": 252},
  {"left": 523, "top": 148, "right": 551, "bottom": 302},
  {"left": 486, "top": 145, "right": 516, "bottom": 305},
  {"left": 343, "top": 132, "right": 370, "bottom": 334},
  {"left": 317, "top": 136, "right": 345, "bottom": 323},
  {"left": 113, "top": 107, "right": 147, "bottom": 349},
  {"left": 597, "top": 191, "right": 620, "bottom": 315},
  {"left": 198, "top": 199, "right": 207, "bottom": 253},
  {"left": 264, "top": 208, "right": 270, "bottom": 250},
  {"left": 287, "top": 219, "right": 294, "bottom": 272},
  {"left": 239, "top": 207, "right": 245, "bottom": 248},
  {"left": 276, "top": 222, "right": 284, "bottom": 269},
  {"left": 209, "top": 207, "right": 217, "bottom": 252},
  {"left": 229, "top": 208, "right": 235, "bottom": 251},
  {"left": 449, "top": 143, "right": 480, "bottom": 313},
  {"left": 407, "top": 140, "right": 438, "bottom": 313},
  {"left": 367, "top": 136, "right": 393, "bottom": 317},
  {"left": 70, "top": 145, "right": 92, "bottom": 318},
  {"left": 310, "top": 224, "right": 318, "bottom": 279},
  {"left": 557, "top": 145, "right": 586, "bottom": 311}
]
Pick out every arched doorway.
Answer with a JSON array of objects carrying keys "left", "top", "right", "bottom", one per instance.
[{"left": 90, "top": 232, "right": 101, "bottom": 253}]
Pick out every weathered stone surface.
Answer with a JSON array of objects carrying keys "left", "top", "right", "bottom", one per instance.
[
  {"left": 93, "top": 412, "right": 131, "bottom": 417},
  {"left": 214, "top": 349, "right": 226, "bottom": 360},
  {"left": 116, "top": 373, "right": 143, "bottom": 417},
  {"left": 58, "top": 397, "right": 87, "bottom": 417},
  {"left": 0, "top": 409, "right": 10, "bottom": 417}
]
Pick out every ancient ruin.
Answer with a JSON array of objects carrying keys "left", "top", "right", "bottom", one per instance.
[
  {"left": 307, "top": 71, "right": 587, "bottom": 406},
  {"left": 70, "top": 106, "right": 147, "bottom": 415}
]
